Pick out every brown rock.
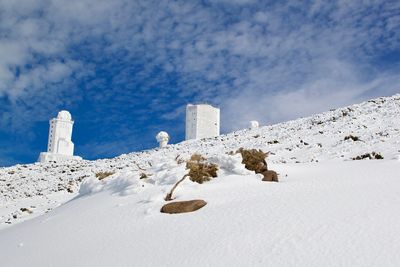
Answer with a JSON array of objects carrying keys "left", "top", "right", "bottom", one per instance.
[
  {"left": 262, "top": 170, "right": 279, "bottom": 182},
  {"left": 160, "top": 199, "right": 207, "bottom": 214}
]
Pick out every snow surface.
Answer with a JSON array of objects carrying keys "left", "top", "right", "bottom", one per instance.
[{"left": 0, "top": 94, "right": 400, "bottom": 266}]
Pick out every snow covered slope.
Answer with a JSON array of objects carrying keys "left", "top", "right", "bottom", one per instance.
[
  {"left": 0, "top": 94, "right": 399, "bottom": 266},
  {"left": 1, "top": 94, "right": 399, "bottom": 227},
  {"left": 1, "top": 160, "right": 400, "bottom": 267}
]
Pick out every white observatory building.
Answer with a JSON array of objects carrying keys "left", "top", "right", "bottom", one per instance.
[
  {"left": 185, "top": 104, "right": 220, "bottom": 140},
  {"left": 38, "top": 110, "right": 82, "bottom": 163},
  {"left": 249, "top": 120, "right": 259, "bottom": 130},
  {"left": 156, "top": 131, "right": 169, "bottom": 148}
]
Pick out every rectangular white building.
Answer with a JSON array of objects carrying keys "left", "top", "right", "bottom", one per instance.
[{"left": 185, "top": 104, "right": 220, "bottom": 140}]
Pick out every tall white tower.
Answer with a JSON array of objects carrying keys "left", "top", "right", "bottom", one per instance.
[
  {"left": 38, "top": 110, "right": 81, "bottom": 163},
  {"left": 185, "top": 104, "right": 220, "bottom": 140},
  {"left": 47, "top": 110, "right": 74, "bottom": 155}
]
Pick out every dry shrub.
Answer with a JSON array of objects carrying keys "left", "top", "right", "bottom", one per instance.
[
  {"left": 186, "top": 154, "right": 218, "bottom": 184},
  {"left": 165, "top": 154, "right": 218, "bottom": 201},
  {"left": 95, "top": 171, "right": 114, "bottom": 180},
  {"left": 237, "top": 148, "right": 278, "bottom": 182},
  {"left": 238, "top": 148, "right": 268, "bottom": 173}
]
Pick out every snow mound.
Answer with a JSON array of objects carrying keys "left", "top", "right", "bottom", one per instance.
[
  {"left": 79, "top": 171, "right": 151, "bottom": 197},
  {"left": 209, "top": 154, "right": 253, "bottom": 175}
]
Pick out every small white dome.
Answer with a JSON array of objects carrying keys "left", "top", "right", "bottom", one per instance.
[
  {"left": 249, "top": 120, "right": 259, "bottom": 129},
  {"left": 156, "top": 131, "right": 169, "bottom": 142},
  {"left": 57, "top": 110, "right": 72, "bottom": 121}
]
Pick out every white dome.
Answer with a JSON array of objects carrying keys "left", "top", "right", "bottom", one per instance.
[
  {"left": 156, "top": 131, "right": 169, "bottom": 142},
  {"left": 57, "top": 110, "right": 72, "bottom": 121},
  {"left": 249, "top": 120, "right": 259, "bottom": 129}
]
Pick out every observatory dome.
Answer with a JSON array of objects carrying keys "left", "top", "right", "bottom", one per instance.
[
  {"left": 57, "top": 110, "right": 72, "bottom": 121},
  {"left": 156, "top": 131, "right": 169, "bottom": 142}
]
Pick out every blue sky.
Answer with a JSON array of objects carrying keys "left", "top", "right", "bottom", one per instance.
[{"left": 0, "top": 0, "right": 399, "bottom": 166}]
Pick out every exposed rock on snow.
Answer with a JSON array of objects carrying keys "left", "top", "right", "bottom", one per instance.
[
  {"left": 160, "top": 199, "right": 207, "bottom": 214},
  {"left": 261, "top": 170, "right": 278, "bottom": 182}
]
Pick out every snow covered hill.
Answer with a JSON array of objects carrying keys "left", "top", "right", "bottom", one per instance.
[
  {"left": 0, "top": 94, "right": 399, "bottom": 266},
  {"left": 2, "top": 160, "right": 400, "bottom": 267}
]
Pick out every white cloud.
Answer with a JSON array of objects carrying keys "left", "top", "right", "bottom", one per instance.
[
  {"left": 0, "top": 0, "right": 399, "bottom": 133},
  {"left": 222, "top": 61, "right": 400, "bottom": 131}
]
